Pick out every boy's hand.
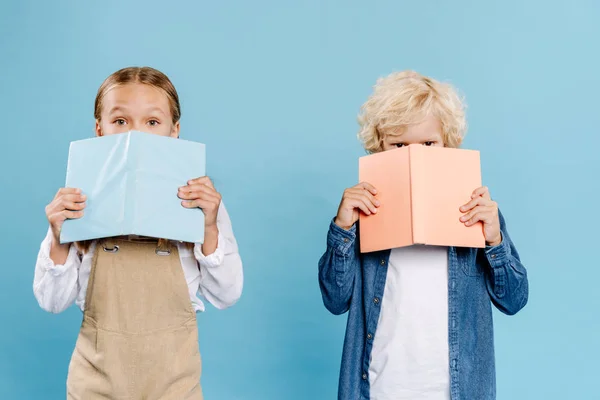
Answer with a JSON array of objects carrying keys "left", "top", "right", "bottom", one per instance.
[
  {"left": 46, "top": 188, "right": 87, "bottom": 243},
  {"left": 334, "top": 182, "right": 380, "bottom": 231},
  {"left": 178, "top": 177, "right": 221, "bottom": 228},
  {"left": 459, "top": 186, "right": 502, "bottom": 246}
]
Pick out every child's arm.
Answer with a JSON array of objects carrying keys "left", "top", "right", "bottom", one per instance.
[
  {"left": 482, "top": 210, "right": 529, "bottom": 315},
  {"left": 318, "top": 220, "right": 361, "bottom": 315},
  {"left": 318, "top": 183, "right": 378, "bottom": 315},
  {"left": 194, "top": 202, "right": 243, "bottom": 309},
  {"left": 460, "top": 187, "right": 529, "bottom": 315},
  {"left": 33, "top": 228, "right": 82, "bottom": 313}
]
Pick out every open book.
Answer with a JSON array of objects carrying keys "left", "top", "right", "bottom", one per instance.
[
  {"left": 358, "top": 144, "right": 485, "bottom": 253},
  {"left": 60, "top": 131, "right": 206, "bottom": 244}
]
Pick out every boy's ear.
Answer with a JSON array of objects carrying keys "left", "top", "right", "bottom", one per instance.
[
  {"left": 95, "top": 120, "right": 103, "bottom": 137},
  {"left": 170, "top": 121, "right": 180, "bottom": 138}
]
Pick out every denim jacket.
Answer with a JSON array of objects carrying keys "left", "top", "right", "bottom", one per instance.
[{"left": 318, "top": 211, "right": 528, "bottom": 400}]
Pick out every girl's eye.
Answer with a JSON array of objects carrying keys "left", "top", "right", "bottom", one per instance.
[
  {"left": 148, "top": 120, "right": 159, "bottom": 126},
  {"left": 115, "top": 119, "right": 126, "bottom": 125},
  {"left": 423, "top": 141, "right": 435, "bottom": 146},
  {"left": 395, "top": 143, "right": 405, "bottom": 148}
]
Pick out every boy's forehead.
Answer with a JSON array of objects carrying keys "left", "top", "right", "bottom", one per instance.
[{"left": 383, "top": 117, "right": 443, "bottom": 140}]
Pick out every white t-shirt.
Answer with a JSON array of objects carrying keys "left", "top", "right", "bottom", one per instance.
[{"left": 369, "top": 245, "right": 450, "bottom": 400}]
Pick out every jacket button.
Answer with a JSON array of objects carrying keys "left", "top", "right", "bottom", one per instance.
[
  {"left": 367, "top": 333, "right": 373, "bottom": 340},
  {"left": 343, "top": 238, "right": 349, "bottom": 243},
  {"left": 380, "top": 259, "right": 385, "bottom": 266},
  {"left": 362, "top": 373, "right": 367, "bottom": 380},
  {"left": 373, "top": 297, "right": 380, "bottom": 305},
  {"left": 491, "top": 254, "right": 497, "bottom": 259}
]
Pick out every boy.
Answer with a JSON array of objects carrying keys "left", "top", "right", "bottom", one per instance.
[{"left": 318, "top": 71, "right": 528, "bottom": 400}]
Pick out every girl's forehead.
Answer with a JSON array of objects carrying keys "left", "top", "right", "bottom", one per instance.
[{"left": 102, "top": 84, "right": 170, "bottom": 110}]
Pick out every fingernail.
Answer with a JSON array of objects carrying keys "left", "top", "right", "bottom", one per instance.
[
  {"left": 373, "top": 209, "right": 378, "bottom": 213},
  {"left": 374, "top": 200, "right": 381, "bottom": 206}
]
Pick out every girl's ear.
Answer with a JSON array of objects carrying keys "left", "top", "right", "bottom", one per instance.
[
  {"left": 170, "top": 121, "right": 180, "bottom": 138},
  {"left": 95, "top": 120, "right": 103, "bottom": 137}
]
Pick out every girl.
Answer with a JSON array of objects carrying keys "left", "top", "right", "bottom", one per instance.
[
  {"left": 318, "top": 71, "right": 528, "bottom": 400},
  {"left": 33, "top": 67, "right": 243, "bottom": 400}
]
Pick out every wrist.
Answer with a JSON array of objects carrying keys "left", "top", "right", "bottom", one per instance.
[
  {"left": 50, "top": 234, "right": 67, "bottom": 249},
  {"left": 204, "top": 223, "right": 218, "bottom": 235},
  {"left": 334, "top": 217, "right": 353, "bottom": 231},
  {"left": 486, "top": 234, "right": 502, "bottom": 247}
]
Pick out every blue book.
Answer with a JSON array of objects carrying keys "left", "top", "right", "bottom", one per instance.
[{"left": 60, "top": 131, "right": 206, "bottom": 244}]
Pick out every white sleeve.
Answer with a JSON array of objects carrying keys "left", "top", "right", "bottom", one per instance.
[
  {"left": 194, "top": 202, "right": 243, "bottom": 310},
  {"left": 33, "top": 228, "right": 81, "bottom": 314}
]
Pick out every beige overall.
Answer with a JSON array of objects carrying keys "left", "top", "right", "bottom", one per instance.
[{"left": 66, "top": 238, "right": 203, "bottom": 400}]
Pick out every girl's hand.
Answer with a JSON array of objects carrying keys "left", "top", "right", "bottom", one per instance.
[
  {"left": 45, "top": 188, "right": 87, "bottom": 244},
  {"left": 459, "top": 186, "right": 502, "bottom": 246},
  {"left": 334, "top": 182, "right": 380, "bottom": 231},
  {"left": 178, "top": 177, "right": 221, "bottom": 228}
]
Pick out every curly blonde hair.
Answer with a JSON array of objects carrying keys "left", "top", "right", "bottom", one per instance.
[{"left": 357, "top": 71, "right": 467, "bottom": 153}]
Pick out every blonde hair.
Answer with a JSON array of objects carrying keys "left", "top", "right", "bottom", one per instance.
[
  {"left": 94, "top": 66, "right": 181, "bottom": 124},
  {"left": 77, "top": 67, "right": 184, "bottom": 254},
  {"left": 357, "top": 70, "right": 466, "bottom": 153}
]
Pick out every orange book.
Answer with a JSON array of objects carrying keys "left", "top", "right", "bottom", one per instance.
[{"left": 358, "top": 144, "right": 485, "bottom": 253}]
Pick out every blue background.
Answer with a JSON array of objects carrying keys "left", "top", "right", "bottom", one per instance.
[{"left": 1, "top": 1, "right": 599, "bottom": 399}]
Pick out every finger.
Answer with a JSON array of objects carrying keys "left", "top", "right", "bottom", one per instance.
[
  {"left": 47, "top": 198, "right": 71, "bottom": 215},
  {"left": 347, "top": 188, "right": 380, "bottom": 207},
  {"left": 350, "top": 199, "right": 374, "bottom": 216},
  {"left": 464, "top": 209, "right": 494, "bottom": 226},
  {"left": 460, "top": 196, "right": 484, "bottom": 212},
  {"left": 62, "top": 201, "right": 87, "bottom": 211},
  {"left": 178, "top": 189, "right": 221, "bottom": 203},
  {"left": 61, "top": 193, "right": 87, "bottom": 204},
  {"left": 181, "top": 194, "right": 221, "bottom": 208},
  {"left": 187, "top": 176, "right": 214, "bottom": 188},
  {"left": 460, "top": 205, "right": 488, "bottom": 222},
  {"left": 471, "top": 186, "right": 490, "bottom": 199},
  {"left": 182, "top": 198, "right": 218, "bottom": 210},
  {"left": 55, "top": 187, "right": 81, "bottom": 199},
  {"left": 347, "top": 193, "right": 378, "bottom": 214},
  {"left": 180, "top": 183, "right": 219, "bottom": 196},
  {"left": 63, "top": 210, "right": 84, "bottom": 220},
  {"left": 48, "top": 210, "right": 66, "bottom": 224},
  {"left": 356, "top": 182, "right": 378, "bottom": 195},
  {"left": 465, "top": 212, "right": 491, "bottom": 226}
]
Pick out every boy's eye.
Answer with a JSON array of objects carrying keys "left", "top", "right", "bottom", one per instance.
[
  {"left": 114, "top": 119, "right": 126, "bottom": 125},
  {"left": 423, "top": 141, "right": 434, "bottom": 146},
  {"left": 147, "top": 120, "right": 160, "bottom": 126},
  {"left": 394, "top": 143, "right": 405, "bottom": 148}
]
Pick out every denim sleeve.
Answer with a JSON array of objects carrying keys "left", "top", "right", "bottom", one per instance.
[
  {"left": 483, "top": 210, "right": 529, "bottom": 315},
  {"left": 318, "top": 219, "right": 360, "bottom": 315}
]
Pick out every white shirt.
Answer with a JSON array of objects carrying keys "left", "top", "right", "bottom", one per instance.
[
  {"left": 33, "top": 202, "right": 243, "bottom": 314},
  {"left": 369, "top": 245, "right": 450, "bottom": 400}
]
